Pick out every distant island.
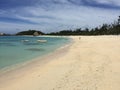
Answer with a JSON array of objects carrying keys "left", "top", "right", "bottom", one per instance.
[
  {"left": 0, "top": 32, "right": 11, "bottom": 36},
  {"left": 16, "top": 30, "right": 44, "bottom": 36}
]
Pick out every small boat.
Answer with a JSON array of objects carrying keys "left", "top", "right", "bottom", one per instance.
[
  {"left": 21, "top": 40, "right": 29, "bottom": 42},
  {"left": 37, "top": 40, "right": 47, "bottom": 43}
]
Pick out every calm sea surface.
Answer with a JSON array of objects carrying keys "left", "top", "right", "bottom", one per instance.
[{"left": 0, "top": 36, "right": 70, "bottom": 70}]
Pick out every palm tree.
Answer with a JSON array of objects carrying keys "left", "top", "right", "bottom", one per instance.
[{"left": 118, "top": 16, "right": 120, "bottom": 25}]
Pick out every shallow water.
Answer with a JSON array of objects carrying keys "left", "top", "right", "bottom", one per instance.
[{"left": 0, "top": 36, "right": 70, "bottom": 69}]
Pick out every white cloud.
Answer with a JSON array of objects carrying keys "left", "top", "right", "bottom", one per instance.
[
  {"left": 0, "top": 0, "right": 120, "bottom": 33},
  {"left": 94, "top": 0, "right": 120, "bottom": 6}
]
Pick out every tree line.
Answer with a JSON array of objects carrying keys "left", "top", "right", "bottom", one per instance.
[
  {"left": 16, "top": 16, "right": 120, "bottom": 36},
  {"left": 48, "top": 23, "right": 120, "bottom": 35},
  {"left": 47, "top": 16, "right": 120, "bottom": 35}
]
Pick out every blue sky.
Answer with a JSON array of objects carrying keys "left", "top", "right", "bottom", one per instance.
[{"left": 0, "top": 0, "right": 120, "bottom": 34}]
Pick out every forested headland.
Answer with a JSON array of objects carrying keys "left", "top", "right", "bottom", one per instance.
[{"left": 48, "top": 16, "right": 120, "bottom": 35}]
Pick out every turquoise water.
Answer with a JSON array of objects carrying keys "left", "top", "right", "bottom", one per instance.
[{"left": 0, "top": 36, "right": 70, "bottom": 70}]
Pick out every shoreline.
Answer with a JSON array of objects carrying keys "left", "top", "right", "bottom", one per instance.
[
  {"left": 0, "top": 37, "right": 73, "bottom": 85},
  {"left": 0, "top": 36, "right": 71, "bottom": 73},
  {"left": 0, "top": 36, "right": 120, "bottom": 90}
]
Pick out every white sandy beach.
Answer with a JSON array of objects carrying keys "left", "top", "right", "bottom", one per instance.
[{"left": 0, "top": 36, "right": 120, "bottom": 90}]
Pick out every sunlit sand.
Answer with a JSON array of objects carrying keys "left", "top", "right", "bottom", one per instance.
[{"left": 0, "top": 36, "right": 120, "bottom": 90}]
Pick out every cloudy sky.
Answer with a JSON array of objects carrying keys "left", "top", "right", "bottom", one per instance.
[{"left": 0, "top": 0, "right": 120, "bottom": 34}]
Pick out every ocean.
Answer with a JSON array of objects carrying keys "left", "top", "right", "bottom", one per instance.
[{"left": 0, "top": 36, "right": 70, "bottom": 70}]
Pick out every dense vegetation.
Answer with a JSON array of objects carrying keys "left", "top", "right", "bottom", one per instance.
[
  {"left": 48, "top": 22, "right": 120, "bottom": 35},
  {"left": 46, "top": 16, "right": 120, "bottom": 35},
  {"left": 16, "top": 22, "right": 120, "bottom": 36},
  {"left": 16, "top": 30, "right": 44, "bottom": 35},
  {"left": 2, "top": 16, "right": 119, "bottom": 36}
]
